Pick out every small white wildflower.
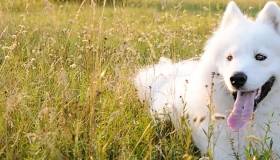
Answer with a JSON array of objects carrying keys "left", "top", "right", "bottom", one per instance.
[
  {"left": 202, "top": 6, "right": 209, "bottom": 11},
  {"left": 4, "top": 55, "right": 11, "bottom": 60},
  {"left": 70, "top": 63, "right": 77, "bottom": 69}
]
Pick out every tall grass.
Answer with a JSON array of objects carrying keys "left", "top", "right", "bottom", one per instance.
[{"left": 0, "top": 0, "right": 271, "bottom": 159}]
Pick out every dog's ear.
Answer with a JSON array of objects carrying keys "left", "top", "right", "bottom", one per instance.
[
  {"left": 256, "top": 2, "right": 280, "bottom": 34},
  {"left": 220, "top": 1, "right": 245, "bottom": 29}
]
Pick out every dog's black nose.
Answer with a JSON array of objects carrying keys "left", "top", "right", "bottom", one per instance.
[{"left": 230, "top": 72, "right": 247, "bottom": 89}]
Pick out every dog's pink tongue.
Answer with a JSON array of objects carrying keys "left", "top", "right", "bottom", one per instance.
[{"left": 227, "top": 91, "right": 256, "bottom": 131}]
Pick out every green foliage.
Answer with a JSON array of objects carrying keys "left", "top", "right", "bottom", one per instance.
[{"left": 0, "top": 0, "right": 272, "bottom": 159}]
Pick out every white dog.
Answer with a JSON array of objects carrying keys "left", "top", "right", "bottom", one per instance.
[{"left": 134, "top": 1, "right": 280, "bottom": 159}]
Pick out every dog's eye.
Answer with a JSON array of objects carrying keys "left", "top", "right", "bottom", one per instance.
[
  {"left": 255, "top": 53, "right": 267, "bottom": 61},
  {"left": 227, "top": 55, "right": 233, "bottom": 61}
]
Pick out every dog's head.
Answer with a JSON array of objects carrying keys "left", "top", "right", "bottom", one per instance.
[{"left": 205, "top": 2, "right": 280, "bottom": 130}]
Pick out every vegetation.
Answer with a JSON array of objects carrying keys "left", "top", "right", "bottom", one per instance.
[{"left": 0, "top": 0, "right": 272, "bottom": 159}]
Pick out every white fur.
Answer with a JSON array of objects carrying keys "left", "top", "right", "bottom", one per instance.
[{"left": 134, "top": 1, "right": 280, "bottom": 159}]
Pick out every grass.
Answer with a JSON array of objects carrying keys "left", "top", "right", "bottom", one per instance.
[{"left": 0, "top": 0, "right": 274, "bottom": 159}]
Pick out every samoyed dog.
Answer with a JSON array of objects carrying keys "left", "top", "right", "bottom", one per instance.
[{"left": 134, "top": 1, "right": 280, "bottom": 159}]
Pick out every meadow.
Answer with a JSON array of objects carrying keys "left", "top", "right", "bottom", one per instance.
[{"left": 0, "top": 0, "right": 273, "bottom": 159}]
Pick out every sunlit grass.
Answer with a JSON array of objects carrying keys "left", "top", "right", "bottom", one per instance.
[{"left": 0, "top": 0, "right": 272, "bottom": 159}]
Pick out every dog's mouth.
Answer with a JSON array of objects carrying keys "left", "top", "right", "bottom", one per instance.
[{"left": 227, "top": 76, "right": 275, "bottom": 131}]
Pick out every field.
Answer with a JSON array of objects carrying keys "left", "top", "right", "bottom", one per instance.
[{"left": 0, "top": 0, "right": 273, "bottom": 159}]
